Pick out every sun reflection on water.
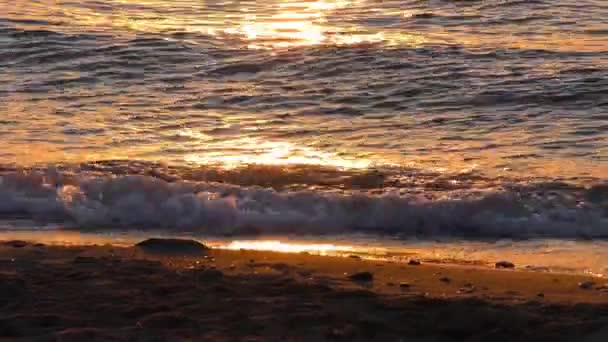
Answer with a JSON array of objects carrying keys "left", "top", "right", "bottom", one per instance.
[
  {"left": 5, "top": 0, "right": 606, "bottom": 52},
  {"left": 230, "top": 0, "right": 390, "bottom": 49},
  {"left": 224, "top": 240, "right": 354, "bottom": 255},
  {"left": 15, "top": 0, "right": 424, "bottom": 49},
  {"left": 183, "top": 136, "right": 372, "bottom": 169}
]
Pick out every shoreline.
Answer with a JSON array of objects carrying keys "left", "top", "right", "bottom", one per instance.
[
  {"left": 1, "top": 230, "right": 607, "bottom": 278},
  {"left": 1, "top": 239, "right": 608, "bottom": 340}
]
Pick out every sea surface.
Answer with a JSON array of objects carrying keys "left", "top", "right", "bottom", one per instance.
[{"left": 1, "top": 1, "right": 607, "bottom": 274}]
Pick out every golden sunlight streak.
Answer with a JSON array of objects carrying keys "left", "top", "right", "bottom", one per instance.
[
  {"left": 5, "top": 0, "right": 605, "bottom": 52},
  {"left": 224, "top": 240, "right": 354, "bottom": 255},
  {"left": 235, "top": 0, "right": 363, "bottom": 49},
  {"left": 183, "top": 136, "right": 372, "bottom": 169}
]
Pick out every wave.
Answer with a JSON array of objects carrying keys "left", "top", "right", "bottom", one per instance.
[{"left": 0, "top": 163, "right": 606, "bottom": 238}]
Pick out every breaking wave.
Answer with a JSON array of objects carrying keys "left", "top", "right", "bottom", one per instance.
[{"left": 0, "top": 162, "right": 606, "bottom": 238}]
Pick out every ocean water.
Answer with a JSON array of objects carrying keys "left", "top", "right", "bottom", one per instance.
[{"left": 1, "top": 1, "right": 607, "bottom": 273}]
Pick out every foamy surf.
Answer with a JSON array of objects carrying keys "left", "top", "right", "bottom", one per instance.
[{"left": 0, "top": 163, "right": 606, "bottom": 238}]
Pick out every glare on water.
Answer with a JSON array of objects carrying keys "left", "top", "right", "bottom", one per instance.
[
  {"left": 183, "top": 136, "right": 372, "bottom": 169},
  {"left": 223, "top": 240, "right": 354, "bottom": 255},
  {"left": 1, "top": 0, "right": 606, "bottom": 178}
]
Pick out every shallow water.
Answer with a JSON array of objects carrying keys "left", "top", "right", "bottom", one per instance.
[
  {"left": 2, "top": 228, "right": 607, "bottom": 277},
  {"left": 0, "top": 1, "right": 607, "bottom": 243}
]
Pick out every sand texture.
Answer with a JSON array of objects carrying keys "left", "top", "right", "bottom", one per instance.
[{"left": 0, "top": 240, "right": 607, "bottom": 341}]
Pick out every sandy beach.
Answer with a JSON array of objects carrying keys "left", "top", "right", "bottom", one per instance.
[{"left": 0, "top": 239, "right": 607, "bottom": 341}]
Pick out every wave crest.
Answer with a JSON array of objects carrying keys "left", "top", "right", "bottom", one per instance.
[{"left": 0, "top": 166, "right": 606, "bottom": 238}]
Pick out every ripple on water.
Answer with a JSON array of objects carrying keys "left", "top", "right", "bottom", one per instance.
[{"left": 0, "top": 0, "right": 606, "bottom": 179}]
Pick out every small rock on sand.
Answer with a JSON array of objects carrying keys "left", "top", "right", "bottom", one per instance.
[
  {"left": 458, "top": 282, "right": 476, "bottom": 294},
  {"left": 408, "top": 259, "right": 421, "bottom": 266},
  {"left": 578, "top": 281, "right": 595, "bottom": 290},
  {"left": 4, "top": 240, "right": 28, "bottom": 248},
  {"left": 348, "top": 272, "right": 373, "bottom": 282},
  {"left": 439, "top": 277, "right": 451, "bottom": 283},
  {"left": 595, "top": 284, "right": 608, "bottom": 292},
  {"left": 348, "top": 255, "right": 361, "bottom": 259},
  {"left": 399, "top": 282, "right": 411, "bottom": 289},
  {"left": 495, "top": 261, "right": 515, "bottom": 269},
  {"left": 135, "top": 238, "right": 208, "bottom": 256},
  {"left": 458, "top": 286, "right": 476, "bottom": 294}
]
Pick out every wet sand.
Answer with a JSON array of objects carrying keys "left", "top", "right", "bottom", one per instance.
[{"left": 1, "top": 240, "right": 608, "bottom": 341}]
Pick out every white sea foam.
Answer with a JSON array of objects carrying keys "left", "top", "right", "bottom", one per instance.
[{"left": 0, "top": 167, "right": 606, "bottom": 238}]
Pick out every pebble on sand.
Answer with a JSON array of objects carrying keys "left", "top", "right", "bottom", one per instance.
[
  {"left": 458, "top": 282, "right": 476, "bottom": 294},
  {"left": 458, "top": 286, "right": 476, "bottom": 294},
  {"left": 4, "top": 240, "right": 28, "bottom": 248},
  {"left": 399, "top": 282, "right": 411, "bottom": 289},
  {"left": 408, "top": 259, "right": 421, "bottom": 266},
  {"left": 595, "top": 284, "right": 608, "bottom": 292},
  {"left": 348, "top": 272, "right": 374, "bottom": 282},
  {"left": 439, "top": 277, "right": 451, "bottom": 283},
  {"left": 495, "top": 261, "right": 515, "bottom": 269},
  {"left": 135, "top": 238, "right": 209, "bottom": 256},
  {"left": 578, "top": 281, "right": 595, "bottom": 290}
]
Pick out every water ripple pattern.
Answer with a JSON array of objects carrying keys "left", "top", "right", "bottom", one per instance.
[{"left": 0, "top": 0, "right": 607, "bottom": 236}]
